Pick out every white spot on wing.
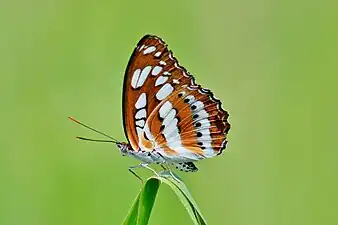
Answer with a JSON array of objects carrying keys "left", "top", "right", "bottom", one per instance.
[
  {"left": 139, "top": 45, "right": 146, "bottom": 51},
  {"left": 197, "top": 118, "right": 211, "bottom": 129},
  {"left": 163, "top": 71, "right": 171, "bottom": 76},
  {"left": 159, "top": 61, "right": 166, "bottom": 65},
  {"left": 135, "top": 109, "right": 146, "bottom": 119},
  {"left": 136, "top": 66, "right": 152, "bottom": 88},
  {"left": 154, "top": 51, "right": 162, "bottom": 57},
  {"left": 152, "top": 66, "right": 162, "bottom": 76},
  {"left": 185, "top": 95, "right": 194, "bottom": 103},
  {"left": 192, "top": 101, "right": 204, "bottom": 111},
  {"left": 173, "top": 79, "right": 180, "bottom": 84},
  {"left": 155, "top": 76, "right": 168, "bottom": 87},
  {"left": 163, "top": 118, "right": 178, "bottom": 138},
  {"left": 136, "top": 127, "right": 143, "bottom": 138},
  {"left": 195, "top": 109, "right": 208, "bottom": 118},
  {"left": 143, "top": 122, "right": 154, "bottom": 141},
  {"left": 156, "top": 83, "right": 174, "bottom": 100},
  {"left": 143, "top": 46, "right": 156, "bottom": 54},
  {"left": 135, "top": 119, "right": 145, "bottom": 127},
  {"left": 159, "top": 101, "right": 172, "bottom": 118},
  {"left": 163, "top": 109, "right": 176, "bottom": 126},
  {"left": 135, "top": 93, "right": 147, "bottom": 109},
  {"left": 131, "top": 69, "right": 141, "bottom": 88}
]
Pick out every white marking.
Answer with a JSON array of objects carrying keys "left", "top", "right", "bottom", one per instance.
[
  {"left": 192, "top": 101, "right": 204, "bottom": 111},
  {"left": 159, "top": 61, "right": 166, "bottom": 65},
  {"left": 163, "top": 95, "right": 214, "bottom": 159},
  {"left": 163, "top": 118, "right": 178, "bottom": 137},
  {"left": 156, "top": 83, "right": 174, "bottom": 100},
  {"left": 137, "top": 66, "right": 152, "bottom": 87},
  {"left": 143, "top": 46, "right": 156, "bottom": 54},
  {"left": 194, "top": 109, "right": 208, "bottom": 119},
  {"left": 155, "top": 76, "right": 168, "bottom": 87},
  {"left": 190, "top": 99, "right": 213, "bottom": 157},
  {"left": 197, "top": 118, "right": 211, "bottom": 129},
  {"left": 135, "top": 93, "right": 147, "bottom": 109},
  {"left": 179, "top": 91, "right": 186, "bottom": 96},
  {"left": 183, "top": 70, "right": 190, "bottom": 78},
  {"left": 163, "top": 71, "right": 171, "bottom": 76},
  {"left": 136, "top": 127, "right": 143, "bottom": 137},
  {"left": 161, "top": 117, "right": 200, "bottom": 160},
  {"left": 152, "top": 66, "right": 162, "bottom": 76},
  {"left": 136, "top": 119, "right": 145, "bottom": 127},
  {"left": 135, "top": 109, "right": 147, "bottom": 119},
  {"left": 185, "top": 95, "right": 194, "bottom": 102},
  {"left": 173, "top": 79, "right": 180, "bottom": 84},
  {"left": 154, "top": 51, "right": 162, "bottom": 57},
  {"left": 168, "top": 52, "right": 174, "bottom": 61},
  {"left": 159, "top": 101, "right": 173, "bottom": 118},
  {"left": 174, "top": 62, "right": 179, "bottom": 68},
  {"left": 143, "top": 122, "right": 154, "bottom": 141},
  {"left": 139, "top": 45, "right": 146, "bottom": 51},
  {"left": 190, "top": 79, "right": 198, "bottom": 87},
  {"left": 197, "top": 128, "right": 212, "bottom": 150},
  {"left": 162, "top": 109, "right": 176, "bottom": 127},
  {"left": 137, "top": 122, "right": 154, "bottom": 151},
  {"left": 131, "top": 69, "right": 141, "bottom": 88}
]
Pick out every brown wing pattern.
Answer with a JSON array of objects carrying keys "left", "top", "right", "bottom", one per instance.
[
  {"left": 123, "top": 35, "right": 178, "bottom": 151},
  {"left": 122, "top": 35, "right": 230, "bottom": 161}
]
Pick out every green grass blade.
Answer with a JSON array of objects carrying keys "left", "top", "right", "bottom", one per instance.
[
  {"left": 122, "top": 178, "right": 161, "bottom": 225},
  {"left": 122, "top": 172, "right": 208, "bottom": 225},
  {"left": 137, "top": 178, "right": 161, "bottom": 225},
  {"left": 122, "top": 194, "right": 140, "bottom": 225},
  {"left": 157, "top": 171, "right": 208, "bottom": 225}
]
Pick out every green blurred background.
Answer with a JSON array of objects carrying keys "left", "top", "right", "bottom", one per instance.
[{"left": 1, "top": 0, "right": 337, "bottom": 224}]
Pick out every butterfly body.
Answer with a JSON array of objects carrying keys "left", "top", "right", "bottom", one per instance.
[{"left": 116, "top": 142, "right": 199, "bottom": 172}]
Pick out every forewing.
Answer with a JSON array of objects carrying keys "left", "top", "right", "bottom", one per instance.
[{"left": 123, "top": 35, "right": 186, "bottom": 151}]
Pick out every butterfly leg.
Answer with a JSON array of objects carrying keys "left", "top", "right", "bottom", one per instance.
[
  {"left": 163, "top": 161, "right": 181, "bottom": 183},
  {"left": 140, "top": 163, "right": 160, "bottom": 177},
  {"left": 128, "top": 164, "right": 144, "bottom": 183},
  {"left": 156, "top": 152, "right": 181, "bottom": 182},
  {"left": 128, "top": 163, "right": 160, "bottom": 183}
]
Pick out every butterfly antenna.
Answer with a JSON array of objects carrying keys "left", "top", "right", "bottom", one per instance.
[
  {"left": 75, "top": 136, "right": 116, "bottom": 143},
  {"left": 68, "top": 116, "right": 120, "bottom": 143}
]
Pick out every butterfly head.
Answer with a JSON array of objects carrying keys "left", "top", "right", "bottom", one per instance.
[{"left": 116, "top": 142, "right": 131, "bottom": 156}]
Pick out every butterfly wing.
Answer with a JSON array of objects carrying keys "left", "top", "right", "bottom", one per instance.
[
  {"left": 123, "top": 35, "right": 230, "bottom": 161},
  {"left": 145, "top": 68, "right": 230, "bottom": 162},
  {"left": 123, "top": 35, "right": 180, "bottom": 151}
]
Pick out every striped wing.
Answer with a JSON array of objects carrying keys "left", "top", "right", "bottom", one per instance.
[{"left": 123, "top": 35, "right": 230, "bottom": 161}]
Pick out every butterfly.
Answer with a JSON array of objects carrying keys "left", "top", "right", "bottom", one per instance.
[{"left": 69, "top": 35, "right": 230, "bottom": 181}]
